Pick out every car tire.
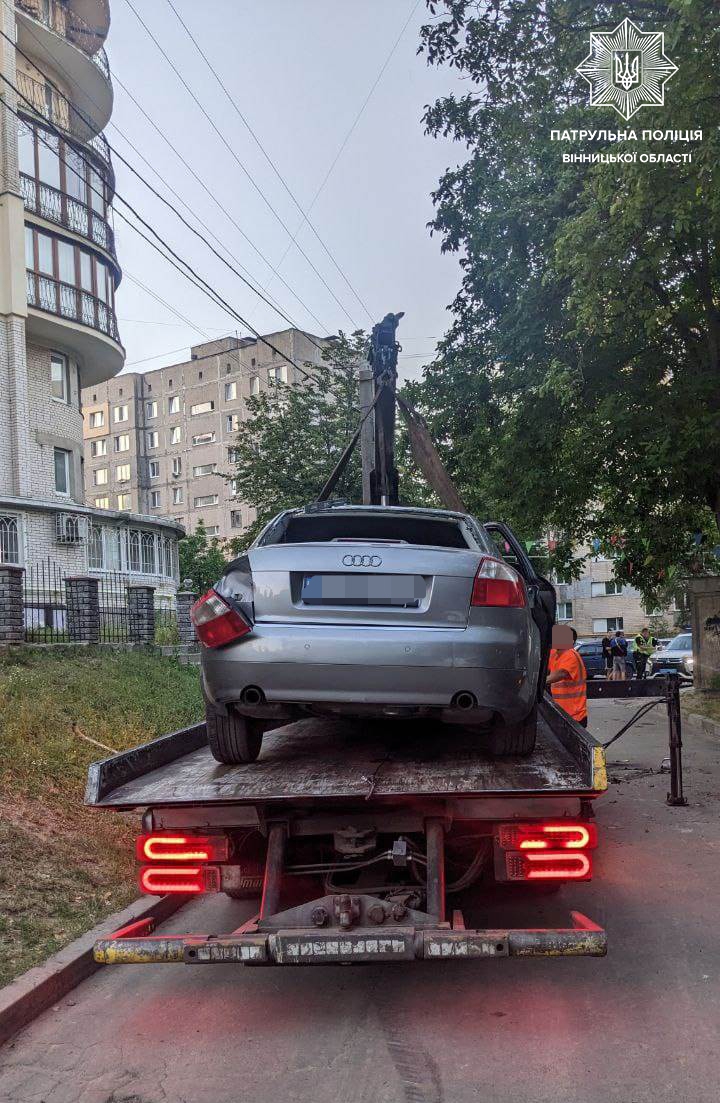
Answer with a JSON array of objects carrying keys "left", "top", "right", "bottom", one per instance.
[
  {"left": 205, "top": 702, "right": 264, "bottom": 764},
  {"left": 488, "top": 705, "right": 537, "bottom": 757}
]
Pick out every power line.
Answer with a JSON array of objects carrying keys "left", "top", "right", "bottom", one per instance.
[
  {"left": 121, "top": 273, "right": 212, "bottom": 338},
  {"left": 274, "top": 0, "right": 422, "bottom": 275},
  {"left": 1, "top": 0, "right": 330, "bottom": 335},
  {"left": 164, "top": 0, "right": 375, "bottom": 325},
  {"left": 0, "top": 81, "right": 316, "bottom": 384},
  {"left": 122, "top": 0, "right": 361, "bottom": 329}
]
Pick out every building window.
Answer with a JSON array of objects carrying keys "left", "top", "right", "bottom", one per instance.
[
  {"left": 227, "top": 447, "right": 238, "bottom": 463},
  {"left": 225, "top": 381, "right": 237, "bottom": 401},
  {"left": 230, "top": 510, "right": 243, "bottom": 530},
  {"left": 226, "top": 363, "right": 232, "bottom": 374},
  {"left": 54, "top": 447, "right": 71, "bottom": 495},
  {"left": 168, "top": 396, "right": 180, "bottom": 414},
  {"left": 268, "top": 365, "right": 287, "bottom": 384},
  {"left": 172, "top": 457, "right": 182, "bottom": 476},
  {"left": 592, "top": 617, "right": 624, "bottom": 633},
  {"left": 94, "top": 496, "right": 110, "bottom": 510},
  {"left": 251, "top": 357, "right": 256, "bottom": 367},
  {"left": 94, "top": 468, "right": 108, "bottom": 486},
  {"left": 591, "top": 580, "right": 623, "bottom": 598},
  {"left": 0, "top": 515, "right": 20, "bottom": 564},
  {"left": 141, "top": 532, "right": 156, "bottom": 573},
  {"left": 204, "top": 525, "right": 220, "bottom": 537},
  {"left": 88, "top": 524, "right": 104, "bottom": 569},
  {"left": 116, "top": 464, "right": 131, "bottom": 482},
  {"left": 557, "top": 602, "right": 573, "bottom": 621},
  {"left": 149, "top": 460, "right": 160, "bottom": 479},
  {"left": 192, "top": 432, "right": 215, "bottom": 446},
  {"left": 226, "top": 414, "right": 240, "bottom": 433},
  {"left": 172, "top": 487, "right": 183, "bottom": 504},
  {"left": 88, "top": 410, "right": 104, "bottom": 429},
  {"left": 146, "top": 400, "right": 158, "bottom": 419},
  {"left": 250, "top": 375, "right": 259, "bottom": 395},
  {"left": 114, "top": 405, "right": 128, "bottom": 423},
  {"left": 117, "top": 493, "right": 131, "bottom": 510},
  {"left": 90, "top": 439, "right": 107, "bottom": 458},
  {"left": 193, "top": 463, "right": 216, "bottom": 477},
  {"left": 147, "top": 431, "right": 159, "bottom": 449},
  {"left": 128, "top": 530, "right": 141, "bottom": 571},
  {"left": 190, "top": 400, "right": 214, "bottom": 416},
  {"left": 50, "top": 353, "right": 70, "bottom": 402},
  {"left": 114, "top": 434, "right": 130, "bottom": 452},
  {"left": 150, "top": 490, "right": 161, "bottom": 508},
  {"left": 194, "top": 494, "right": 219, "bottom": 507},
  {"left": 169, "top": 426, "right": 182, "bottom": 445}
]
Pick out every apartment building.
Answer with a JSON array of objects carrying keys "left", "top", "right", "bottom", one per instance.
[
  {"left": 0, "top": 0, "right": 180, "bottom": 598},
  {"left": 82, "top": 329, "right": 330, "bottom": 543},
  {"left": 554, "top": 551, "right": 676, "bottom": 637}
]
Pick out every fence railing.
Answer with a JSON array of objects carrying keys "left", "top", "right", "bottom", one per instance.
[
  {"left": 98, "top": 571, "right": 131, "bottom": 642},
  {"left": 20, "top": 173, "right": 116, "bottom": 256},
  {"left": 16, "top": 71, "right": 113, "bottom": 176},
  {"left": 23, "top": 558, "right": 68, "bottom": 642},
  {"left": 26, "top": 270, "right": 121, "bottom": 344},
  {"left": 15, "top": 0, "right": 111, "bottom": 80}
]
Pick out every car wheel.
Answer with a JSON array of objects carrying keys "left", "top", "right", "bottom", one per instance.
[
  {"left": 205, "top": 701, "right": 264, "bottom": 764},
  {"left": 487, "top": 704, "right": 537, "bottom": 757}
]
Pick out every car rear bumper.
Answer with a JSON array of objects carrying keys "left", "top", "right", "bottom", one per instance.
[{"left": 202, "top": 622, "right": 536, "bottom": 723}]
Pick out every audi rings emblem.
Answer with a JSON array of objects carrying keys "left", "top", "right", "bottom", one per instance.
[{"left": 342, "top": 554, "right": 383, "bottom": 567}]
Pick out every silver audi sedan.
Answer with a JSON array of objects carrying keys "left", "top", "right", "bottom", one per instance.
[{"left": 193, "top": 504, "right": 556, "bottom": 764}]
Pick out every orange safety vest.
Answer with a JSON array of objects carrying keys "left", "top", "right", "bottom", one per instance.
[{"left": 548, "top": 648, "right": 587, "bottom": 722}]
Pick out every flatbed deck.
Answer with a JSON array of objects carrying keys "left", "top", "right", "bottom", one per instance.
[{"left": 86, "top": 696, "right": 607, "bottom": 810}]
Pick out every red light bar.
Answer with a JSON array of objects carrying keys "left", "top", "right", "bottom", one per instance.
[
  {"left": 139, "top": 865, "right": 221, "bottom": 895},
  {"left": 136, "top": 833, "right": 230, "bottom": 863},
  {"left": 190, "top": 589, "right": 251, "bottom": 648},
  {"left": 505, "top": 851, "right": 592, "bottom": 882},
  {"left": 497, "top": 822, "right": 597, "bottom": 852}
]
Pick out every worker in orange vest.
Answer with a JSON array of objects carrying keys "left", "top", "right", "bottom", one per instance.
[{"left": 546, "top": 625, "right": 588, "bottom": 727}]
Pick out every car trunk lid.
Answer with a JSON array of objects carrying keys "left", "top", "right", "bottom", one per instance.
[{"left": 242, "top": 542, "right": 482, "bottom": 628}]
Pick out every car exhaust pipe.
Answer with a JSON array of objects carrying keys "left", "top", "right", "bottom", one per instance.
[
  {"left": 452, "top": 691, "right": 477, "bottom": 711},
  {"left": 240, "top": 685, "right": 265, "bottom": 706}
]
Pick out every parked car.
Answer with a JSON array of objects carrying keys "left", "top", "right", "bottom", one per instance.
[
  {"left": 575, "top": 638, "right": 635, "bottom": 677},
  {"left": 193, "top": 504, "right": 556, "bottom": 764},
  {"left": 648, "top": 633, "right": 694, "bottom": 679}
]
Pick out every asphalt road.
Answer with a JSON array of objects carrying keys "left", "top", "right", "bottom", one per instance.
[{"left": 1, "top": 697, "right": 719, "bottom": 1103}]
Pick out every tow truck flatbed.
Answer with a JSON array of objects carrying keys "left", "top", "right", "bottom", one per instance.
[{"left": 86, "top": 697, "right": 606, "bottom": 810}]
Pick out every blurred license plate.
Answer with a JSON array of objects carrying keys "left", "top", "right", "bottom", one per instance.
[{"left": 301, "top": 573, "right": 423, "bottom": 607}]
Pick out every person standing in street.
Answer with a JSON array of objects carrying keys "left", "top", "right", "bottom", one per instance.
[
  {"left": 601, "top": 632, "right": 613, "bottom": 678},
  {"left": 610, "top": 629, "right": 628, "bottom": 681},
  {"left": 634, "top": 627, "right": 658, "bottom": 679},
  {"left": 546, "top": 625, "right": 588, "bottom": 727}
]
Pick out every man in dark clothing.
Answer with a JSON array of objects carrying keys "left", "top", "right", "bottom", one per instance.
[
  {"left": 610, "top": 630, "right": 628, "bottom": 681},
  {"left": 601, "top": 634, "right": 613, "bottom": 676}
]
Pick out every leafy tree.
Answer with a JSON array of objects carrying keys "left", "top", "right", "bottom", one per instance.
[
  {"left": 230, "top": 332, "right": 429, "bottom": 550},
  {"left": 178, "top": 521, "right": 229, "bottom": 592},
  {"left": 414, "top": 0, "right": 720, "bottom": 606}
]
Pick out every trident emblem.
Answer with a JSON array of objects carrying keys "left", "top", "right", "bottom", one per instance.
[{"left": 614, "top": 51, "right": 640, "bottom": 90}]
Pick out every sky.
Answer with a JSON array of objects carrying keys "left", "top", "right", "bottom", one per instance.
[{"left": 105, "top": 0, "right": 466, "bottom": 382}]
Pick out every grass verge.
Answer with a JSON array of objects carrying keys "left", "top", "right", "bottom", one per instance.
[
  {"left": 0, "top": 647, "right": 202, "bottom": 987},
  {"left": 682, "top": 690, "right": 720, "bottom": 725}
]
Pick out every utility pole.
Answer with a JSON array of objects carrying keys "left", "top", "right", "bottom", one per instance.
[
  {"left": 367, "top": 312, "right": 403, "bottom": 505},
  {"left": 358, "top": 363, "right": 375, "bottom": 505}
]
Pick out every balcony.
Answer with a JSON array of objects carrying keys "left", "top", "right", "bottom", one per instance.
[
  {"left": 15, "top": 1, "right": 113, "bottom": 136},
  {"left": 26, "top": 270, "right": 124, "bottom": 384},
  {"left": 21, "top": 172, "right": 116, "bottom": 258},
  {"left": 16, "top": 71, "right": 113, "bottom": 180}
]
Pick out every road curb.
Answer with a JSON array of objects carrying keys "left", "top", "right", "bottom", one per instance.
[
  {"left": 0, "top": 894, "right": 185, "bottom": 1048},
  {"left": 683, "top": 710, "right": 720, "bottom": 739}
]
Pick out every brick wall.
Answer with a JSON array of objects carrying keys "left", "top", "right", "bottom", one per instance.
[{"left": 26, "top": 342, "right": 84, "bottom": 503}]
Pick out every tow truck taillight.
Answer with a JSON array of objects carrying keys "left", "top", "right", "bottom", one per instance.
[
  {"left": 190, "top": 589, "right": 251, "bottom": 648},
  {"left": 471, "top": 557, "right": 526, "bottom": 608},
  {"left": 136, "top": 833, "right": 230, "bottom": 862},
  {"left": 139, "top": 865, "right": 221, "bottom": 895},
  {"left": 495, "top": 822, "right": 596, "bottom": 882}
]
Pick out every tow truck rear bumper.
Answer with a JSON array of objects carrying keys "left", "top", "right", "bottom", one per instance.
[{"left": 95, "top": 910, "right": 606, "bottom": 965}]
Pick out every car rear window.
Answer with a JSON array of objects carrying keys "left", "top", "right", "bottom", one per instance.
[{"left": 275, "top": 513, "right": 471, "bottom": 549}]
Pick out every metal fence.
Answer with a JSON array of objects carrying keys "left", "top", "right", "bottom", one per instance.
[
  {"left": 155, "top": 602, "right": 179, "bottom": 645},
  {"left": 23, "top": 558, "right": 68, "bottom": 642},
  {"left": 98, "top": 571, "right": 131, "bottom": 643}
]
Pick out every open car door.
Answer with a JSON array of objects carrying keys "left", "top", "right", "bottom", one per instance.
[{"left": 484, "top": 522, "right": 556, "bottom": 699}]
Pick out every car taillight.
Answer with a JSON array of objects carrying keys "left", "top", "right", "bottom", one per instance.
[
  {"left": 136, "top": 833, "right": 230, "bottom": 862},
  {"left": 496, "top": 821, "right": 596, "bottom": 882},
  {"left": 471, "top": 557, "right": 526, "bottom": 607},
  {"left": 139, "top": 865, "right": 221, "bottom": 894},
  {"left": 497, "top": 823, "right": 597, "bottom": 851},
  {"left": 506, "top": 851, "right": 592, "bottom": 881},
  {"left": 190, "top": 589, "right": 251, "bottom": 648}
]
